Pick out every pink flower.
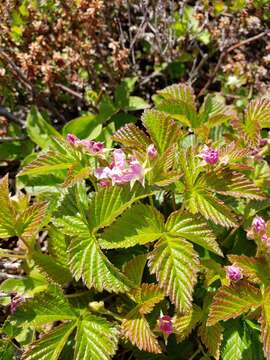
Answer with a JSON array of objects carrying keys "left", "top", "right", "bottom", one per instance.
[
  {"left": 147, "top": 144, "right": 157, "bottom": 160},
  {"left": 9, "top": 292, "right": 24, "bottom": 314},
  {"left": 226, "top": 265, "right": 243, "bottom": 282},
  {"left": 199, "top": 145, "right": 219, "bottom": 165},
  {"left": 159, "top": 315, "right": 173, "bottom": 335},
  {"left": 79, "top": 140, "right": 104, "bottom": 154},
  {"left": 112, "top": 149, "right": 126, "bottom": 170},
  {"left": 262, "top": 233, "right": 269, "bottom": 243},
  {"left": 95, "top": 167, "right": 112, "bottom": 180},
  {"left": 252, "top": 216, "right": 266, "bottom": 234},
  {"left": 99, "top": 180, "right": 111, "bottom": 187},
  {"left": 66, "top": 133, "right": 78, "bottom": 145}
]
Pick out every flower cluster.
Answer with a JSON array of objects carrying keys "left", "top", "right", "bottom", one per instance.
[
  {"left": 95, "top": 149, "right": 145, "bottom": 187},
  {"left": 199, "top": 145, "right": 219, "bottom": 165},
  {"left": 66, "top": 133, "right": 104, "bottom": 155},
  {"left": 248, "top": 216, "right": 269, "bottom": 245},
  {"left": 225, "top": 265, "right": 243, "bottom": 282}
]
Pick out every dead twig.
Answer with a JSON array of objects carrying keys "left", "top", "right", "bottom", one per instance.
[
  {"left": 198, "top": 30, "right": 269, "bottom": 97},
  {"left": 0, "top": 107, "right": 25, "bottom": 126}
]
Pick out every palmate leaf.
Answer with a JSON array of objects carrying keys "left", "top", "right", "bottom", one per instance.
[
  {"left": 142, "top": 110, "right": 182, "bottom": 153},
  {"left": 165, "top": 211, "right": 223, "bottom": 256},
  {"left": 22, "top": 322, "right": 76, "bottom": 360},
  {"left": 0, "top": 174, "right": 16, "bottom": 237},
  {"left": 121, "top": 307, "right": 161, "bottom": 353},
  {"left": 260, "top": 287, "right": 270, "bottom": 360},
  {"left": 4, "top": 286, "right": 77, "bottom": 332},
  {"left": 113, "top": 123, "right": 151, "bottom": 152},
  {"left": 74, "top": 315, "right": 119, "bottom": 360},
  {"left": 100, "top": 204, "right": 164, "bottom": 249},
  {"left": 89, "top": 184, "right": 152, "bottom": 233},
  {"left": 156, "top": 84, "right": 198, "bottom": 128},
  {"left": 123, "top": 254, "right": 147, "bottom": 287},
  {"left": 185, "top": 189, "right": 238, "bottom": 228},
  {"left": 207, "top": 282, "right": 262, "bottom": 326},
  {"left": 205, "top": 171, "right": 265, "bottom": 200},
  {"left": 16, "top": 202, "right": 48, "bottom": 241},
  {"left": 148, "top": 235, "right": 199, "bottom": 312},
  {"left": 228, "top": 255, "right": 270, "bottom": 285},
  {"left": 68, "top": 235, "right": 132, "bottom": 293},
  {"left": 246, "top": 98, "right": 270, "bottom": 129},
  {"left": 198, "top": 322, "right": 223, "bottom": 360},
  {"left": 174, "top": 305, "right": 202, "bottom": 343}
]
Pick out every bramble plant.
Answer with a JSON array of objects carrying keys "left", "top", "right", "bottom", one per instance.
[{"left": 1, "top": 83, "right": 270, "bottom": 359}]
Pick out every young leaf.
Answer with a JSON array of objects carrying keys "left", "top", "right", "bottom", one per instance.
[
  {"left": 221, "top": 320, "right": 250, "bottom": 360},
  {"left": 123, "top": 254, "right": 147, "bottom": 287},
  {"left": 122, "top": 308, "right": 161, "bottom": 353},
  {"left": 148, "top": 235, "right": 199, "bottom": 312},
  {"left": 68, "top": 236, "right": 132, "bottom": 293},
  {"left": 74, "top": 315, "right": 119, "bottom": 360},
  {"left": 22, "top": 321, "right": 76, "bottom": 360},
  {"left": 100, "top": 204, "right": 164, "bottom": 249},
  {"left": 207, "top": 282, "right": 262, "bottom": 326},
  {"left": 198, "top": 322, "right": 223, "bottom": 360},
  {"left": 142, "top": 110, "right": 182, "bottom": 153},
  {"left": 246, "top": 98, "right": 270, "bottom": 129},
  {"left": 88, "top": 184, "right": 152, "bottom": 233},
  {"left": 165, "top": 211, "right": 223, "bottom": 256},
  {"left": 113, "top": 124, "right": 151, "bottom": 152},
  {"left": 174, "top": 305, "right": 202, "bottom": 342},
  {"left": 131, "top": 283, "right": 165, "bottom": 315}
]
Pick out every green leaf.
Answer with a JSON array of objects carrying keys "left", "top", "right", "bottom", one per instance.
[
  {"left": 156, "top": 84, "right": 198, "bottom": 128},
  {"left": 32, "top": 252, "right": 72, "bottom": 286},
  {"left": 246, "top": 98, "right": 270, "bottom": 129},
  {"left": 113, "top": 124, "right": 151, "bottom": 153},
  {"left": 174, "top": 305, "right": 202, "bottom": 343},
  {"left": 127, "top": 96, "right": 150, "bottom": 111},
  {"left": 4, "top": 286, "right": 76, "bottom": 333},
  {"left": 16, "top": 202, "right": 48, "bottom": 241},
  {"left": 0, "top": 340, "right": 15, "bottom": 360},
  {"left": 0, "top": 174, "right": 16, "bottom": 237},
  {"left": 122, "top": 308, "right": 161, "bottom": 353},
  {"left": 68, "top": 235, "right": 132, "bottom": 293},
  {"left": 142, "top": 110, "right": 182, "bottom": 153},
  {"left": 259, "top": 287, "right": 270, "bottom": 360},
  {"left": 123, "top": 254, "right": 147, "bottom": 287},
  {"left": 207, "top": 282, "right": 262, "bottom": 326},
  {"left": 148, "top": 235, "right": 199, "bottom": 312},
  {"left": 26, "top": 107, "right": 61, "bottom": 149},
  {"left": 131, "top": 283, "right": 165, "bottom": 315},
  {"left": 62, "top": 114, "right": 102, "bottom": 140},
  {"left": 100, "top": 204, "right": 164, "bottom": 249},
  {"left": 22, "top": 322, "right": 76, "bottom": 360},
  {"left": 89, "top": 184, "right": 152, "bottom": 233},
  {"left": 47, "top": 225, "right": 69, "bottom": 268},
  {"left": 165, "top": 211, "right": 223, "bottom": 256},
  {"left": 221, "top": 319, "right": 250, "bottom": 360},
  {"left": 206, "top": 171, "right": 265, "bottom": 200},
  {"left": 198, "top": 322, "right": 223, "bottom": 360},
  {"left": 74, "top": 314, "right": 119, "bottom": 360}
]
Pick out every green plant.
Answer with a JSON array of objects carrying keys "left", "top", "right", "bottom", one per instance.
[{"left": 1, "top": 83, "right": 270, "bottom": 359}]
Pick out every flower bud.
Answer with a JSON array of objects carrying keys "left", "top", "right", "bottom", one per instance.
[
  {"left": 66, "top": 133, "right": 78, "bottom": 145},
  {"left": 225, "top": 265, "right": 243, "bottom": 282},
  {"left": 147, "top": 144, "right": 157, "bottom": 160},
  {"left": 252, "top": 216, "right": 266, "bottom": 234},
  {"left": 199, "top": 145, "right": 219, "bottom": 165},
  {"left": 159, "top": 315, "right": 173, "bottom": 335}
]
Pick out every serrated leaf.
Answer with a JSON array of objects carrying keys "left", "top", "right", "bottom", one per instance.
[
  {"left": 228, "top": 255, "right": 270, "bottom": 285},
  {"left": 131, "top": 283, "right": 165, "bottom": 315},
  {"left": 185, "top": 189, "right": 238, "bottom": 228},
  {"left": 113, "top": 124, "right": 151, "bottom": 152},
  {"left": 123, "top": 254, "right": 147, "bottom": 287},
  {"left": 166, "top": 211, "right": 222, "bottom": 256},
  {"left": 74, "top": 315, "right": 119, "bottom": 360},
  {"left": 4, "top": 286, "right": 76, "bottom": 332},
  {"left": 207, "top": 282, "right": 262, "bottom": 326},
  {"left": 260, "top": 287, "right": 270, "bottom": 360},
  {"left": 0, "top": 340, "right": 15, "bottom": 360},
  {"left": 62, "top": 165, "right": 90, "bottom": 188},
  {"left": 246, "top": 98, "right": 270, "bottom": 128},
  {"left": 206, "top": 171, "right": 265, "bottom": 200},
  {"left": 32, "top": 252, "right": 72, "bottom": 286},
  {"left": 48, "top": 225, "right": 69, "bottom": 268},
  {"left": 0, "top": 174, "right": 16, "bottom": 237},
  {"left": 122, "top": 308, "right": 161, "bottom": 353},
  {"left": 142, "top": 110, "right": 182, "bottom": 153},
  {"left": 148, "top": 235, "right": 199, "bottom": 312},
  {"left": 199, "top": 321, "right": 223, "bottom": 360},
  {"left": 18, "top": 151, "right": 73, "bottom": 176},
  {"left": 89, "top": 184, "right": 152, "bottom": 233},
  {"left": 100, "top": 204, "right": 164, "bottom": 249},
  {"left": 68, "top": 236, "right": 132, "bottom": 293},
  {"left": 174, "top": 304, "right": 202, "bottom": 342},
  {"left": 22, "top": 321, "right": 76, "bottom": 360},
  {"left": 16, "top": 202, "right": 48, "bottom": 241},
  {"left": 221, "top": 319, "right": 250, "bottom": 360},
  {"left": 157, "top": 84, "right": 198, "bottom": 128}
]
